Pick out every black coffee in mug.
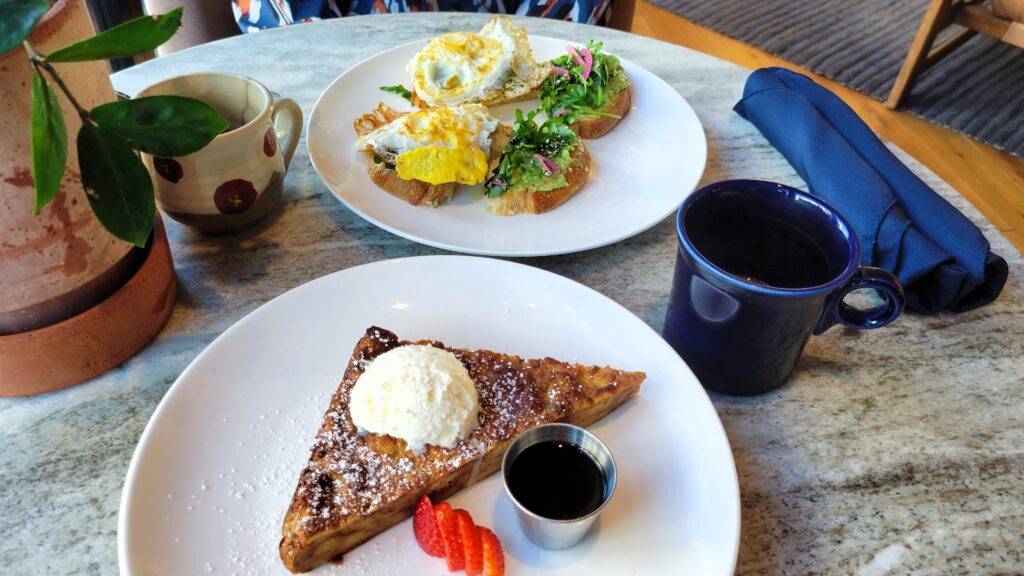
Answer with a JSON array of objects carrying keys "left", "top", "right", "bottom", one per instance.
[
  {"left": 684, "top": 197, "right": 835, "bottom": 289},
  {"left": 662, "top": 180, "right": 905, "bottom": 395}
]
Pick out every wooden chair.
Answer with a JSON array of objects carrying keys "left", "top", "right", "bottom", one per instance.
[
  {"left": 609, "top": 0, "right": 637, "bottom": 32},
  {"left": 887, "top": 0, "right": 1024, "bottom": 109}
]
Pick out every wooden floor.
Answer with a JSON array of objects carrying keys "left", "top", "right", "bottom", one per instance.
[{"left": 630, "top": 1, "right": 1024, "bottom": 251}]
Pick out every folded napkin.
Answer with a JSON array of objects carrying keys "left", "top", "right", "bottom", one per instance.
[{"left": 734, "top": 67, "right": 1008, "bottom": 314}]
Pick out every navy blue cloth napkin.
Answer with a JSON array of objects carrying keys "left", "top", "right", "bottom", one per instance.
[{"left": 734, "top": 67, "right": 1008, "bottom": 314}]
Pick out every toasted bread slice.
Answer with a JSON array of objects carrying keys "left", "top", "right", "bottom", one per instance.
[
  {"left": 353, "top": 104, "right": 510, "bottom": 207},
  {"left": 365, "top": 162, "right": 457, "bottom": 207},
  {"left": 279, "top": 327, "right": 645, "bottom": 573},
  {"left": 485, "top": 142, "right": 591, "bottom": 216},
  {"left": 572, "top": 88, "right": 631, "bottom": 140}
]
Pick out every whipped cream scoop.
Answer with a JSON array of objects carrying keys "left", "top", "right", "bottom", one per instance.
[{"left": 349, "top": 345, "right": 479, "bottom": 453}]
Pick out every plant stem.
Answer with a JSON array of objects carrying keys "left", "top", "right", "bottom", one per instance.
[{"left": 23, "top": 40, "right": 92, "bottom": 123}]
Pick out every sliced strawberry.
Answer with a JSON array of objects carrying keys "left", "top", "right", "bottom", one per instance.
[
  {"left": 413, "top": 494, "right": 445, "bottom": 557},
  {"left": 456, "top": 509, "right": 483, "bottom": 576},
  {"left": 480, "top": 527, "right": 505, "bottom": 576},
  {"left": 434, "top": 502, "right": 465, "bottom": 571}
]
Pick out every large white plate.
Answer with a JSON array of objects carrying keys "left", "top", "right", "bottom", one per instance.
[
  {"left": 307, "top": 37, "right": 707, "bottom": 256},
  {"left": 118, "top": 256, "right": 738, "bottom": 575}
]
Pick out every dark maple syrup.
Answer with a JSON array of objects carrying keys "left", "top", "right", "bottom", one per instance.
[{"left": 507, "top": 440, "right": 606, "bottom": 520}]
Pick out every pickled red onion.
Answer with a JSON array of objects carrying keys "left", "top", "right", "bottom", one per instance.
[
  {"left": 579, "top": 47, "right": 594, "bottom": 79},
  {"left": 567, "top": 44, "right": 585, "bottom": 67},
  {"left": 533, "top": 154, "right": 560, "bottom": 175}
]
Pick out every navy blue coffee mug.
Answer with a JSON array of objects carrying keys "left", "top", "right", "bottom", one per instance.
[{"left": 663, "top": 180, "right": 904, "bottom": 396}]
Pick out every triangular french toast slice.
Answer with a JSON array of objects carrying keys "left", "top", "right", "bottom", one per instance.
[{"left": 280, "top": 327, "right": 645, "bottom": 573}]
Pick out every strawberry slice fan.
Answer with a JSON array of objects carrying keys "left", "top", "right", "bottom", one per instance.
[{"left": 413, "top": 495, "right": 505, "bottom": 576}]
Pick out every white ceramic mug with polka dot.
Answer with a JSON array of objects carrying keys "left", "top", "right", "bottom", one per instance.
[{"left": 138, "top": 72, "right": 302, "bottom": 234}]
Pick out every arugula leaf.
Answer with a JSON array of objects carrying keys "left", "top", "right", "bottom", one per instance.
[
  {"left": 380, "top": 84, "right": 412, "bottom": 102},
  {"left": 540, "top": 40, "right": 630, "bottom": 123}
]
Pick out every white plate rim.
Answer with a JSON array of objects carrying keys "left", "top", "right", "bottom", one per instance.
[
  {"left": 117, "top": 255, "right": 739, "bottom": 575},
  {"left": 306, "top": 36, "right": 708, "bottom": 257}
]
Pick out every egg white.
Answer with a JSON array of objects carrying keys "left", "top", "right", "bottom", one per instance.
[
  {"left": 480, "top": 15, "right": 548, "bottom": 91},
  {"left": 407, "top": 16, "right": 549, "bottom": 107}
]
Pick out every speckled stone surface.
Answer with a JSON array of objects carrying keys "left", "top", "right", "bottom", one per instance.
[{"left": 1, "top": 13, "right": 1021, "bottom": 576}]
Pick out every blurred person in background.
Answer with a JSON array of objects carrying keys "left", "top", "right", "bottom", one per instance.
[{"left": 231, "top": 0, "right": 616, "bottom": 32}]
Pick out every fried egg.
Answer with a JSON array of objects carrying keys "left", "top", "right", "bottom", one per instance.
[
  {"left": 395, "top": 143, "right": 489, "bottom": 186},
  {"left": 407, "top": 16, "right": 550, "bottom": 107},
  {"left": 355, "top": 103, "right": 499, "bottom": 185}
]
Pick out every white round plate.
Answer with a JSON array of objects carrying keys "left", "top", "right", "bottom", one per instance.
[
  {"left": 118, "top": 256, "right": 738, "bottom": 575},
  {"left": 307, "top": 37, "right": 707, "bottom": 256}
]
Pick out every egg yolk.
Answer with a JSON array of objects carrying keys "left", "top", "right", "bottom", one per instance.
[
  {"left": 402, "top": 107, "right": 477, "bottom": 145},
  {"left": 395, "top": 142, "right": 489, "bottom": 186}
]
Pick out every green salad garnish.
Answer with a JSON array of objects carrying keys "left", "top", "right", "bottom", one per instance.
[
  {"left": 380, "top": 84, "right": 413, "bottom": 102},
  {"left": 540, "top": 41, "right": 630, "bottom": 123},
  {"left": 485, "top": 109, "right": 579, "bottom": 198}
]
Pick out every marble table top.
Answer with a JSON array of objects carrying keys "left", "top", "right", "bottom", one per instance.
[{"left": 2, "top": 13, "right": 1022, "bottom": 576}]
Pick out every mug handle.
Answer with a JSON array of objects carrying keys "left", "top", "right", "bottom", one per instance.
[
  {"left": 813, "top": 267, "right": 905, "bottom": 334},
  {"left": 269, "top": 92, "right": 302, "bottom": 168}
]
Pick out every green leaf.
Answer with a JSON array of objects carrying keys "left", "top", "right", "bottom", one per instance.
[
  {"left": 30, "top": 71, "right": 67, "bottom": 214},
  {"left": 0, "top": 0, "right": 48, "bottom": 56},
  {"left": 91, "top": 96, "right": 228, "bottom": 157},
  {"left": 77, "top": 123, "right": 155, "bottom": 247},
  {"left": 47, "top": 7, "right": 182, "bottom": 62},
  {"left": 380, "top": 84, "right": 412, "bottom": 102}
]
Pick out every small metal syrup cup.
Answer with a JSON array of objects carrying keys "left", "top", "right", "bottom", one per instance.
[{"left": 501, "top": 423, "right": 617, "bottom": 550}]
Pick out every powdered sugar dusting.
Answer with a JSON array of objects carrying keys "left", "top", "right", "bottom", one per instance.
[{"left": 171, "top": 390, "right": 338, "bottom": 575}]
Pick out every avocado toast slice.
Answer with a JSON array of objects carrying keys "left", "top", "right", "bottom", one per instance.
[
  {"left": 540, "top": 41, "right": 632, "bottom": 139},
  {"left": 484, "top": 109, "right": 591, "bottom": 215}
]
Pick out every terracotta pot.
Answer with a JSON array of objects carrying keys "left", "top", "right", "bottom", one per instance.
[
  {"left": 0, "top": 218, "right": 176, "bottom": 397},
  {"left": 0, "top": 0, "right": 178, "bottom": 395},
  {"left": 0, "top": 0, "right": 135, "bottom": 334}
]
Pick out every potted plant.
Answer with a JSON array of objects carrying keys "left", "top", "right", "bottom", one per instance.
[{"left": 0, "top": 1, "right": 227, "bottom": 396}]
